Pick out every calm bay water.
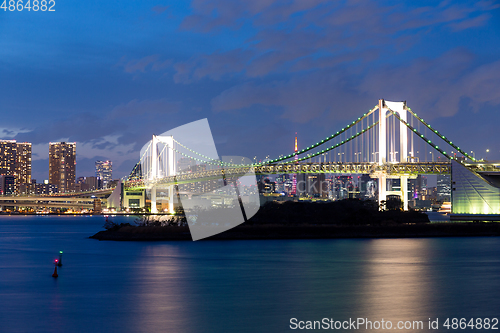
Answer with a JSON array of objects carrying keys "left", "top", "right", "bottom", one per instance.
[{"left": 0, "top": 215, "right": 499, "bottom": 333}]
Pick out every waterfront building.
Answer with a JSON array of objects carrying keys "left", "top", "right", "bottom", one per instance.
[
  {"left": 0, "top": 140, "right": 32, "bottom": 193},
  {"left": 0, "top": 175, "right": 15, "bottom": 195},
  {"left": 177, "top": 158, "right": 196, "bottom": 173},
  {"left": 16, "top": 142, "right": 32, "bottom": 187},
  {"left": 34, "top": 182, "right": 58, "bottom": 195},
  {"left": 85, "top": 176, "right": 99, "bottom": 191},
  {"left": 49, "top": 142, "right": 76, "bottom": 193},
  {"left": 296, "top": 173, "right": 327, "bottom": 198},
  {"left": 75, "top": 176, "right": 100, "bottom": 192},
  {"left": 0, "top": 140, "right": 17, "bottom": 177},
  {"left": 95, "top": 160, "right": 112, "bottom": 188},
  {"left": 437, "top": 174, "right": 451, "bottom": 201}
]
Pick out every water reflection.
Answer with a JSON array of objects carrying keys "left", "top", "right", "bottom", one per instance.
[
  {"left": 359, "top": 239, "right": 436, "bottom": 332},
  {"left": 1, "top": 216, "right": 500, "bottom": 333},
  {"left": 128, "top": 245, "right": 191, "bottom": 333}
]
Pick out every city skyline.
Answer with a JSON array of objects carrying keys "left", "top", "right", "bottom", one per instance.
[{"left": 1, "top": 0, "right": 499, "bottom": 182}]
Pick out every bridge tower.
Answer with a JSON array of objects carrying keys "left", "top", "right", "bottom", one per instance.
[
  {"left": 378, "top": 99, "right": 410, "bottom": 210},
  {"left": 150, "top": 134, "right": 176, "bottom": 214}
]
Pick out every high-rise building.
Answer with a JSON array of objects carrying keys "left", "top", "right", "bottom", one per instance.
[
  {"left": 177, "top": 158, "right": 195, "bottom": 173},
  {"left": 16, "top": 142, "right": 32, "bottom": 186},
  {"left": 49, "top": 142, "right": 76, "bottom": 193},
  {"left": 0, "top": 140, "right": 17, "bottom": 177},
  {"left": 0, "top": 175, "right": 15, "bottom": 195},
  {"left": 437, "top": 174, "right": 451, "bottom": 201},
  {"left": 95, "top": 160, "right": 112, "bottom": 188},
  {"left": 0, "top": 140, "right": 32, "bottom": 193}
]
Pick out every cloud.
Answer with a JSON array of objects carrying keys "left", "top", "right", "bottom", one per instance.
[
  {"left": 110, "top": 98, "right": 180, "bottom": 118},
  {"left": 16, "top": 98, "right": 183, "bottom": 178},
  {"left": 173, "top": 0, "right": 497, "bottom": 83},
  {"left": 118, "top": 55, "right": 172, "bottom": 73},
  {"left": 152, "top": 5, "right": 169, "bottom": 14},
  {"left": 448, "top": 13, "right": 491, "bottom": 31},
  {"left": 212, "top": 48, "right": 500, "bottom": 123},
  {"left": 359, "top": 49, "right": 500, "bottom": 118},
  {"left": 211, "top": 70, "right": 368, "bottom": 123},
  {"left": 0, "top": 127, "right": 31, "bottom": 139},
  {"left": 173, "top": 49, "right": 254, "bottom": 83}
]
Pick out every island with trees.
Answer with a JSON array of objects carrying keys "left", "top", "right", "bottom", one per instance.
[{"left": 90, "top": 199, "right": 500, "bottom": 241}]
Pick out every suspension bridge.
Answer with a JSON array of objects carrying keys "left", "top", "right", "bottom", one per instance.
[{"left": 117, "top": 99, "right": 499, "bottom": 217}]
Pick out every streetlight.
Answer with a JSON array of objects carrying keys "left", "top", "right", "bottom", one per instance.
[
  {"left": 337, "top": 152, "right": 344, "bottom": 163},
  {"left": 486, "top": 149, "right": 490, "bottom": 161},
  {"left": 429, "top": 151, "right": 434, "bottom": 162},
  {"left": 471, "top": 151, "right": 475, "bottom": 160},
  {"left": 371, "top": 152, "right": 379, "bottom": 163}
]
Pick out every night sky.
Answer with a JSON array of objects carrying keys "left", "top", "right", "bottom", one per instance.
[{"left": 1, "top": 0, "right": 500, "bottom": 181}]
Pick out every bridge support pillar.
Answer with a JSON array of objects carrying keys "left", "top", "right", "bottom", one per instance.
[
  {"left": 378, "top": 99, "right": 386, "bottom": 165},
  {"left": 167, "top": 185, "right": 175, "bottom": 214},
  {"left": 151, "top": 186, "right": 158, "bottom": 214},
  {"left": 401, "top": 175, "right": 408, "bottom": 211},
  {"left": 378, "top": 174, "right": 386, "bottom": 208}
]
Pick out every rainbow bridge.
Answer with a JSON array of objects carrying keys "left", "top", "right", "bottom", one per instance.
[{"left": 120, "top": 99, "right": 499, "bottom": 218}]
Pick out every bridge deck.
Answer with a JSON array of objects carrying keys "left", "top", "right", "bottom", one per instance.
[{"left": 124, "top": 162, "right": 452, "bottom": 189}]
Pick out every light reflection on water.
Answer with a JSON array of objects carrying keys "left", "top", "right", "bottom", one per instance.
[
  {"left": 359, "top": 239, "right": 435, "bottom": 332},
  {"left": 0, "top": 216, "right": 499, "bottom": 333}
]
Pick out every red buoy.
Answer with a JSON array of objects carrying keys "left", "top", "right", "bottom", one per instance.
[{"left": 52, "top": 259, "right": 59, "bottom": 278}]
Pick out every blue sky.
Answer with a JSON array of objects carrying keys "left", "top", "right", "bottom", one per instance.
[{"left": 1, "top": 0, "right": 500, "bottom": 180}]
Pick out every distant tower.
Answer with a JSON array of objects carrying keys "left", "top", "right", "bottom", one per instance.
[
  {"left": 49, "top": 142, "right": 76, "bottom": 193},
  {"left": 291, "top": 133, "right": 298, "bottom": 195},
  {"left": 95, "top": 160, "right": 112, "bottom": 188}
]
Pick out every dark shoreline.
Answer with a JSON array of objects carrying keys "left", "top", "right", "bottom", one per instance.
[{"left": 90, "top": 222, "right": 500, "bottom": 241}]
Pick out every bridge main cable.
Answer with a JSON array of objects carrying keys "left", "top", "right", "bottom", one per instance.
[
  {"left": 405, "top": 107, "right": 476, "bottom": 162},
  {"left": 169, "top": 104, "right": 379, "bottom": 167},
  {"left": 257, "top": 104, "right": 380, "bottom": 166},
  {"left": 388, "top": 109, "right": 457, "bottom": 162}
]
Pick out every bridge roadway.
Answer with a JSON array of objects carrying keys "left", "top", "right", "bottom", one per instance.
[
  {"left": 125, "top": 161, "right": 454, "bottom": 189},
  {"left": 0, "top": 192, "right": 112, "bottom": 209}
]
